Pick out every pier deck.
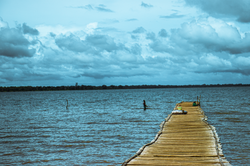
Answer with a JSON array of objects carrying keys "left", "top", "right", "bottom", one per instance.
[{"left": 123, "top": 102, "right": 230, "bottom": 165}]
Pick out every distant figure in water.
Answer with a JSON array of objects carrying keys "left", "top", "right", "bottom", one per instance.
[
  {"left": 66, "top": 99, "right": 69, "bottom": 109},
  {"left": 143, "top": 100, "right": 147, "bottom": 110}
]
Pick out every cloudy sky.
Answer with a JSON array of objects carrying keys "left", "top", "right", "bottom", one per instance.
[{"left": 0, "top": 0, "right": 250, "bottom": 86}]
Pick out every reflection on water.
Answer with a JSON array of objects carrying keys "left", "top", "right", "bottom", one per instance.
[{"left": 0, "top": 87, "right": 250, "bottom": 165}]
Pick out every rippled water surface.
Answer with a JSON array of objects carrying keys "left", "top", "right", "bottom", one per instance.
[{"left": 0, "top": 87, "right": 250, "bottom": 165}]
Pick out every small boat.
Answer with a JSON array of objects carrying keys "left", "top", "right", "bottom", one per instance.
[{"left": 172, "top": 110, "right": 187, "bottom": 114}]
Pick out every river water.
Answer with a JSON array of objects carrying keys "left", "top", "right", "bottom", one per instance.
[{"left": 0, "top": 87, "right": 249, "bottom": 165}]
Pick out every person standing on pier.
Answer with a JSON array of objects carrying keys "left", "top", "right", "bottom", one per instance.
[{"left": 143, "top": 100, "right": 147, "bottom": 110}]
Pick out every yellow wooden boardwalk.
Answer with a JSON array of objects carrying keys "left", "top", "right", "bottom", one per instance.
[{"left": 123, "top": 102, "right": 231, "bottom": 166}]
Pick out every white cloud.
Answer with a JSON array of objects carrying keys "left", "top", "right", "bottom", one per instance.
[
  {"left": 0, "top": 18, "right": 9, "bottom": 28},
  {"left": 235, "top": 56, "right": 250, "bottom": 67},
  {"left": 208, "top": 17, "right": 241, "bottom": 42},
  {"left": 36, "top": 25, "right": 83, "bottom": 36},
  {"left": 85, "top": 22, "right": 98, "bottom": 34},
  {"left": 200, "top": 53, "right": 232, "bottom": 67}
]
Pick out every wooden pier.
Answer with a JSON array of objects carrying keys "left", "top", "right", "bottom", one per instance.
[{"left": 123, "top": 101, "right": 231, "bottom": 166}]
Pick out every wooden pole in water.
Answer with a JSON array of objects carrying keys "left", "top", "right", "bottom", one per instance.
[{"left": 66, "top": 99, "right": 68, "bottom": 109}]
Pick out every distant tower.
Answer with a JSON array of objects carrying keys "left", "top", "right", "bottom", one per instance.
[{"left": 75, "top": 82, "right": 78, "bottom": 87}]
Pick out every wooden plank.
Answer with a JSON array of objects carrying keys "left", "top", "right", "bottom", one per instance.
[
  {"left": 132, "top": 156, "right": 221, "bottom": 161},
  {"left": 128, "top": 159, "right": 222, "bottom": 165}
]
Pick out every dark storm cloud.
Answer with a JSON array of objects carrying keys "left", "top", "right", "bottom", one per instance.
[
  {"left": 140, "top": 18, "right": 250, "bottom": 77},
  {"left": 149, "top": 39, "right": 172, "bottom": 53},
  {"left": 158, "top": 29, "right": 168, "bottom": 37},
  {"left": 132, "top": 27, "right": 146, "bottom": 33},
  {"left": 50, "top": 32, "right": 56, "bottom": 37},
  {"left": 72, "top": 4, "right": 93, "bottom": 10},
  {"left": 141, "top": 2, "right": 153, "bottom": 8},
  {"left": 126, "top": 18, "right": 138, "bottom": 22},
  {"left": 194, "top": 67, "right": 250, "bottom": 76},
  {"left": 185, "top": 0, "right": 250, "bottom": 23},
  {"left": 69, "top": 4, "right": 113, "bottom": 12},
  {"left": 226, "top": 33, "right": 250, "bottom": 54},
  {"left": 0, "top": 63, "right": 63, "bottom": 82},
  {"left": 55, "top": 34, "right": 93, "bottom": 53},
  {"left": 55, "top": 33, "right": 124, "bottom": 54},
  {"left": 83, "top": 4, "right": 94, "bottom": 10},
  {"left": 131, "top": 35, "right": 138, "bottom": 40},
  {"left": 85, "top": 34, "right": 119, "bottom": 52},
  {"left": 130, "top": 43, "right": 142, "bottom": 55},
  {"left": 95, "top": 4, "right": 114, "bottom": 12},
  {"left": 22, "top": 23, "right": 39, "bottom": 35},
  {"left": 100, "top": 19, "right": 119, "bottom": 24},
  {"left": 0, "top": 27, "right": 36, "bottom": 57},
  {"left": 160, "top": 13, "right": 185, "bottom": 19},
  {"left": 145, "top": 31, "right": 173, "bottom": 53},
  {"left": 77, "top": 70, "right": 151, "bottom": 79},
  {"left": 215, "top": 69, "right": 250, "bottom": 76},
  {"left": 131, "top": 27, "right": 147, "bottom": 40},
  {"left": 146, "top": 18, "right": 250, "bottom": 60},
  {"left": 146, "top": 32, "right": 156, "bottom": 40},
  {"left": 169, "top": 21, "right": 250, "bottom": 55}
]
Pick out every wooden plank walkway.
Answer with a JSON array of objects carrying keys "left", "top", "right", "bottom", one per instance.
[{"left": 123, "top": 101, "right": 231, "bottom": 166}]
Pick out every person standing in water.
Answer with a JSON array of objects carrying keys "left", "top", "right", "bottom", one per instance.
[{"left": 143, "top": 100, "right": 147, "bottom": 110}]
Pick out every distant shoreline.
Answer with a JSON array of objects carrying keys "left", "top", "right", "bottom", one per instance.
[{"left": 0, "top": 84, "right": 249, "bottom": 92}]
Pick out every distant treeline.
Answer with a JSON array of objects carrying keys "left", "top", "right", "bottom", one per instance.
[{"left": 0, "top": 83, "right": 249, "bottom": 92}]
